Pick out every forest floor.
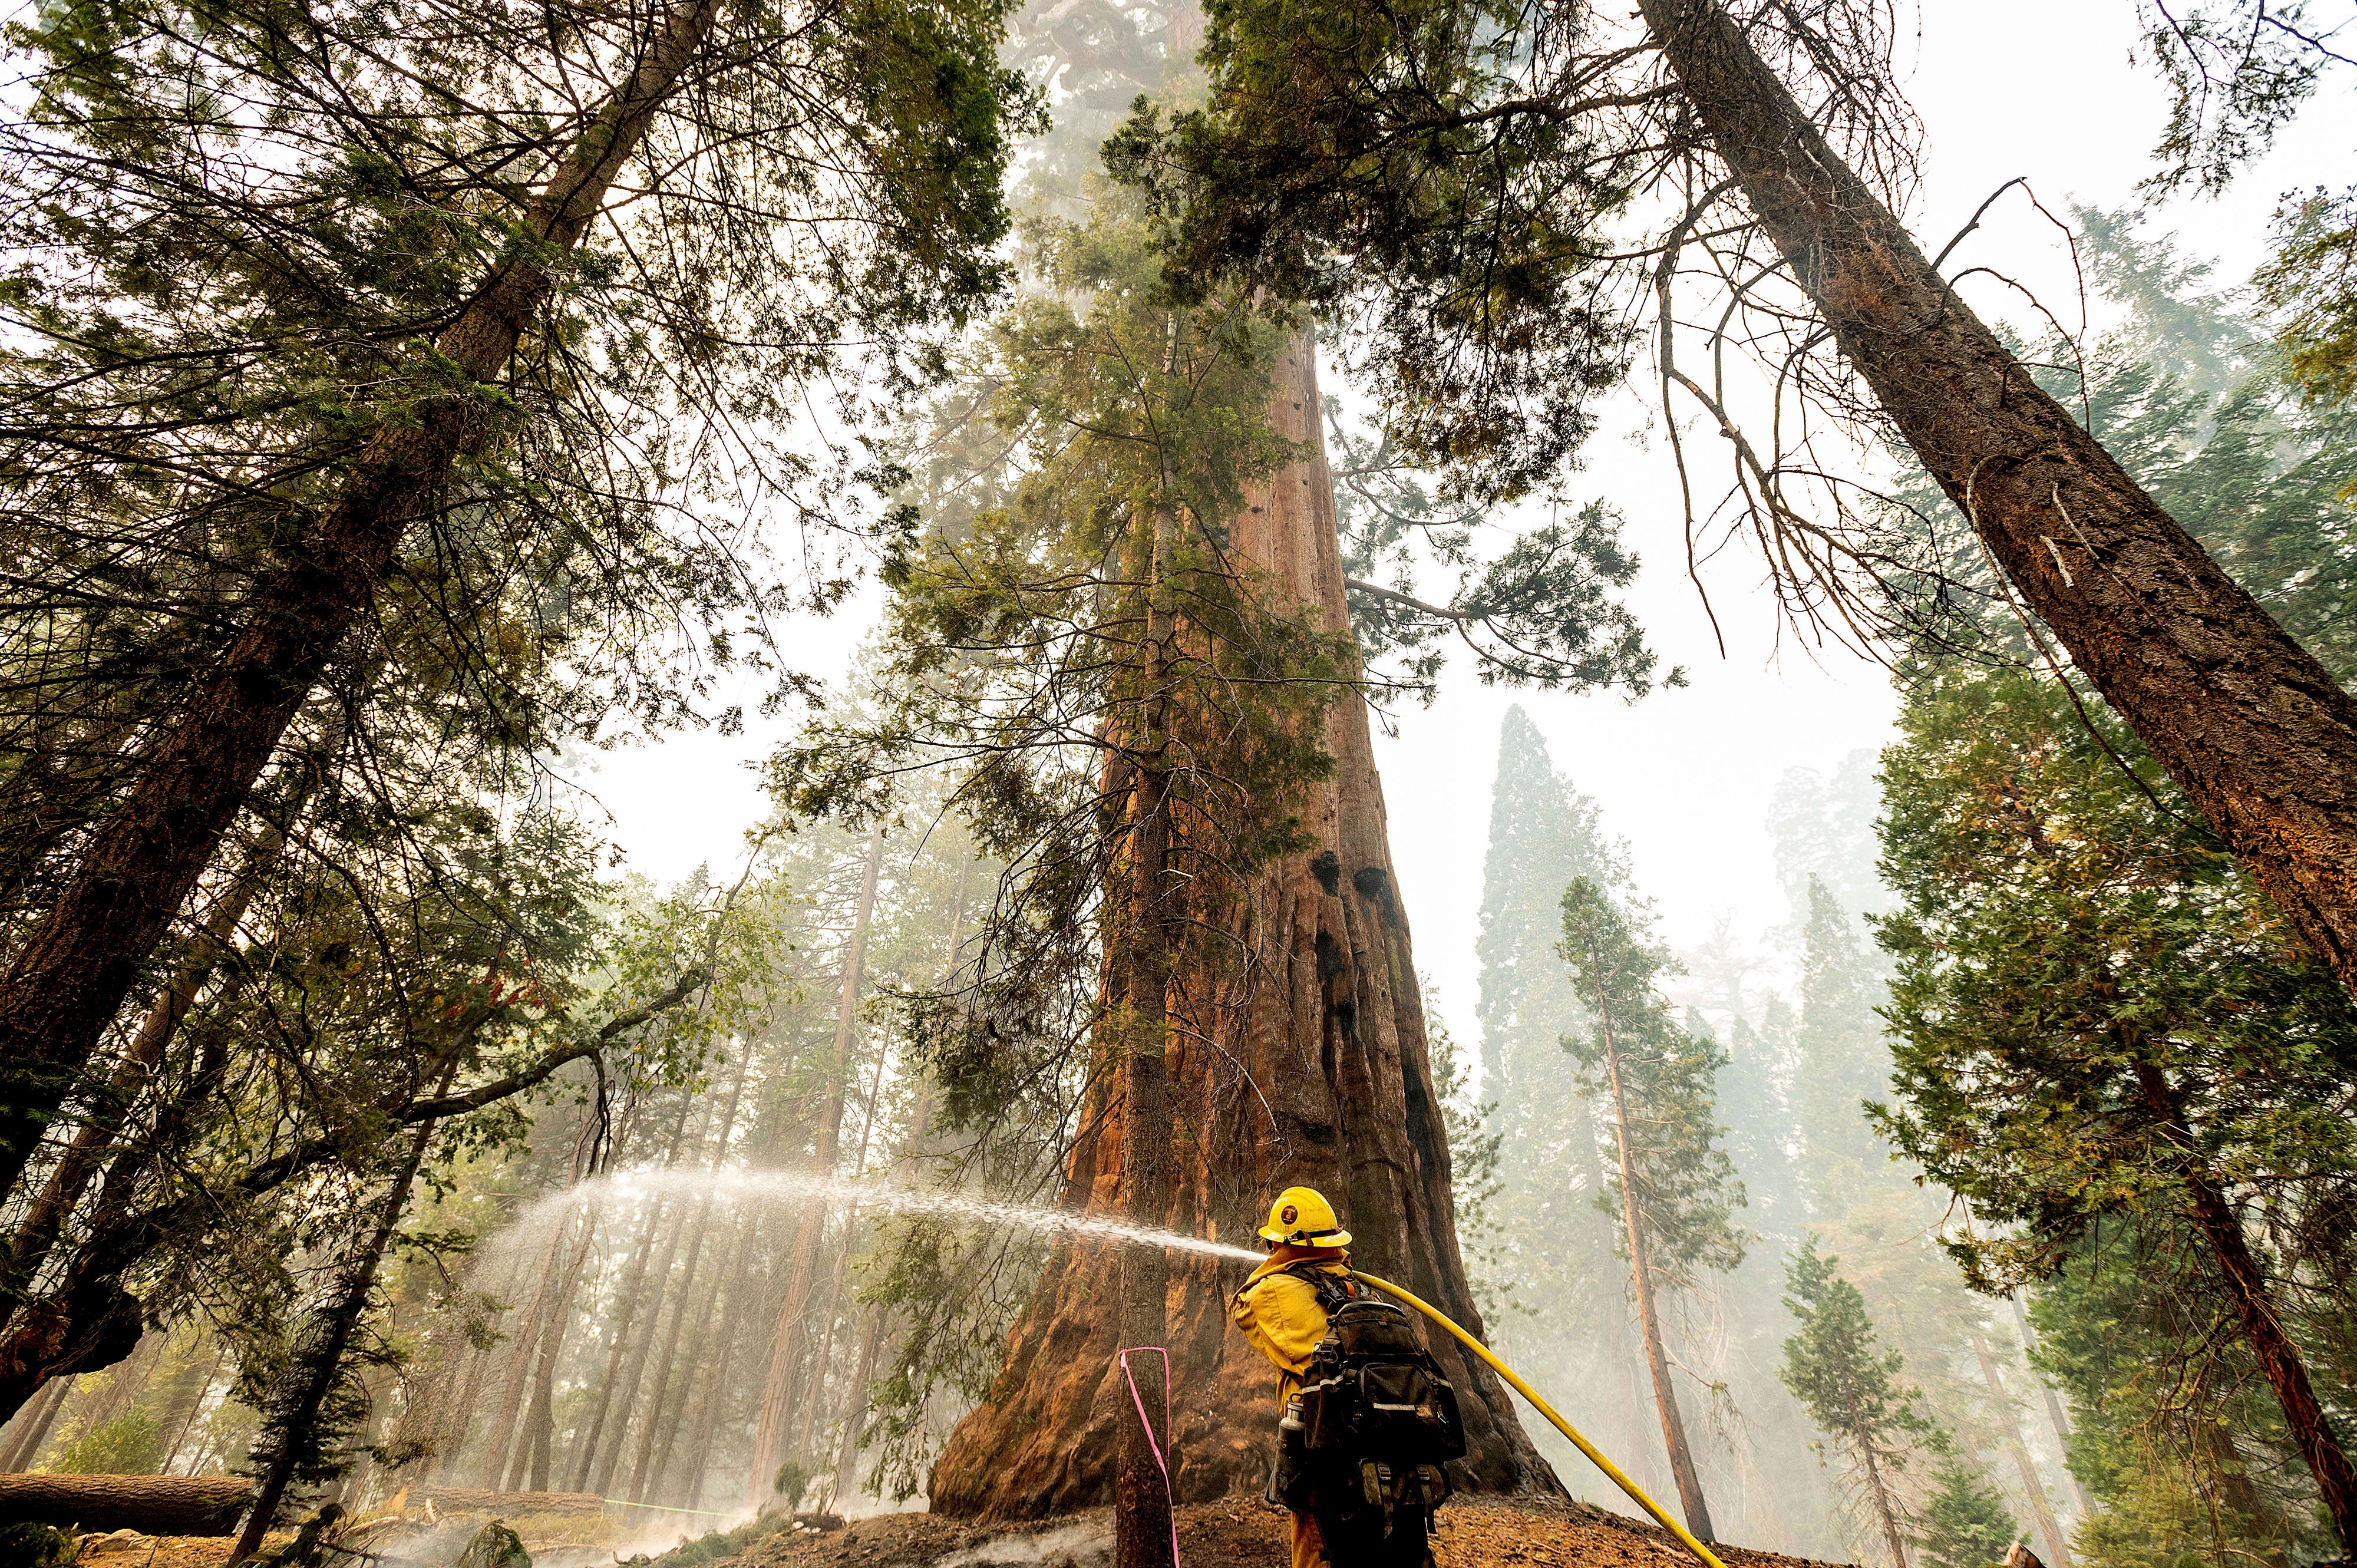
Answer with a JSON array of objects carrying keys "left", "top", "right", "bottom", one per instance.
[
  {"left": 639, "top": 1497, "right": 1850, "bottom": 1568},
  {"left": 53, "top": 1494, "right": 1852, "bottom": 1568}
]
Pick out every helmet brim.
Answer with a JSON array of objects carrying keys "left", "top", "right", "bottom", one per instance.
[{"left": 1256, "top": 1226, "right": 1352, "bottom": 1249}]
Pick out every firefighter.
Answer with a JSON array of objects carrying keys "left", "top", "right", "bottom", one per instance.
[{"left": 1231, "top": 1185, "right": 1358, "bottom": 1568}]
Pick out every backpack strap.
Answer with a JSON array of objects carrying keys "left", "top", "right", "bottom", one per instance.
[{"left": 1283, "top": 1259, "right": 1359, "bottom": 1317}]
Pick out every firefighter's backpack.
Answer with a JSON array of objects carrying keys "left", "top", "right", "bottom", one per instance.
[{"left": 1270, "top": 1270, "right": 1467, "bottom": 1519}]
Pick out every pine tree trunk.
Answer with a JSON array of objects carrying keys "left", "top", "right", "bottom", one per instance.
[
  {"left": 478, "top": 1226, "right": 566, "bottom": 1490},
  {"left": 679, "top": 1201, "right": 780, "bottom": 1510},
  {"left": 928, "top": 334, "right": 1557, "bottom": 1516},
  {"left": 0, "top": 1376, "right": 72, "bottom": 1473},
  {"left": 1638, "top": 0, "right": 2357, "bottom": 1003},
  {"left": 158, "top": 1341, "right": 231, "bottom": 1476},
  {"left": 231, "top": 1115, "right": 440, "bottom": 1562},
  {"left": 1111, "top": 486, "right": 1184, "bottom": 1568},
  {"left": 511, "top": 1217, "right": 596, "bottom": 1496},
  {"left": 1589, "top": 972, "right": 1715, "bottom": 1543},
  {"left": 567, "top": 1197, "right": 673, "bottom": 1493},
  {"left": 2, "top": 811, "right": 291, "bottom": 1310},
  {"left": 2129, "top": 1060, "right": 2357, "bottom": 1549},
  {"left": 2006, "top": 1297, "right": 2094, "bottom": 1520},
  {"left": 1574, "top": 1094, "right": 1662, "bottom": 1498},
  {"left": 0, "top": 1474, "right": 253, "bottom": 1534},
  {"left": 585, "top": 1196, "right": 686, "bottom": 1498},
  {"left": 1969, "top": 1335, "right": 2069, "bottom": 1567},
  {"left": 750, "top": 826, "right": 883, "bottom": 1507},
  {"left": 0, "top": 0, "right": 729, "bottom": 1209},
  {"left": 576, "top": 1097, "right": 701, "bottom": 1497},
  {"left": 1856, "top": 1437, "right": 1909, "bottom": 1568}
]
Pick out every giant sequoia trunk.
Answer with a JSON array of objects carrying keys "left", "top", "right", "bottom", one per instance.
[
  {"left": 1638, "top": 0, "right": 2357, "bottom": 1003},
  {"left": 929, "top": 336, "right": 1559, "bottom": 1514}
]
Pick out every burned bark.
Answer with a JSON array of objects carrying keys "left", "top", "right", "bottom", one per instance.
[
  {"left": 928, "top": 336, "right": 1557, "bottom": 1516},
  {"left": 1640, "top": 0, "right": 2357, "bottom": 1002}
]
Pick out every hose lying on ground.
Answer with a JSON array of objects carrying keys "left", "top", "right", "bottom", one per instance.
[{"left": 1348, "top": 1269, "right": 1732, "bottom": 1568}]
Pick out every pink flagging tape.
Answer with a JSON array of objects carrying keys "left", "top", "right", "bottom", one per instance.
[{"left": 1117, "top": 1345, "right": 1182, "bottom": 1568}]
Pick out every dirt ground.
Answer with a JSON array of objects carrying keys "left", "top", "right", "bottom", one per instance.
[
  {"left": 55, "top": 1493, "right": 1852, "bottom": 1568},
  {"left": 74, "top": 1533, "right": 255, "bottom": 1568},
  {"left": 662, "top": 1497, "right": 1850, "bottom": 1568}
]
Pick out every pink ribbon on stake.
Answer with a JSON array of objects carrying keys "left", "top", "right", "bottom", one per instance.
[{"left": 1117, "top": 1345, "right": 1182, "bottom": 1568}]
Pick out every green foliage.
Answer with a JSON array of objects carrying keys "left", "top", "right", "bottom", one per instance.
[
  {"left": 1329, "top": 440, "right": 1673, "bottom": 702},
  {"left": 1557, "top": 877, "right": 1745, "bottom": 1288},
  {"left": 0, "top": 1525, "right": 76, "bottom": 1568},
  {"left": 449, "top": 1523, "right": 530, "bottom": 1568},
  {"left": 1873, "top": 665, "right": 2357, "bottom": 1290},
  {"left": 2259, "top": 187, "right": 2357, "bottom": 415},
  {"left": 48, "top": 1405, "right": 161, "bottom": 1475},
  {"left": 1918, "top": 1457, "right": 2021, "bottom": 1568},
  {"left": 772, "top": 1459, "right": 813, "bottom": 1506},
  {"left": 2128, "top": 1, "right": 2339, "bottom": 194},
  {"left": 0, "top": 0, "right": 1041, "bottom": 938},
  {"left": 1106, "top": 0, "right": 1650, "bottom": 504},
  {"left": 1873, "top": 662, "right": 2357, "bottom": 1556},
  {"left": 2028, "top": 1223, "right": 2333, "bottom": 1566}
]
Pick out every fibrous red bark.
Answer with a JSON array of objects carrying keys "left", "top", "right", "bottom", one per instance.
[{"left": 928, "top": 336, "right": 1559, "bottom": 1514}]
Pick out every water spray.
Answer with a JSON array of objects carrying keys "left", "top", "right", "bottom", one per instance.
[
  {"left": 498, "top": 1168, "right": 1729, "bottom": 1568},
  {"left": 500, "top": 1167, "right": 1265, "bottom": 1265}
]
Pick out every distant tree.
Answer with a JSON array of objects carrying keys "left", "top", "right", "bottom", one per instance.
[
  {"left": 1471, "top": 709, "right": 1651, "bottom": 1481},
  {"left": 1917, "top": 1457, "right": 2019, "bottom": 1568},
  {"left": 1794, "top": 881, "right": 1892, "bottom": 1210},
  {"left": 1559, "top": 876, "right": 1745, "bottom": 1542},
  {"left": 1768, "top": 754, "right": 1889, "bottom": 928},
  {"left": 1780, "top": 1237, "right": 1938, "bottom": 1568}
]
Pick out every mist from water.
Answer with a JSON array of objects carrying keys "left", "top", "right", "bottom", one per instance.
[{"left": 496, "top": 1166, "right": 1267, "bottom": 1266}]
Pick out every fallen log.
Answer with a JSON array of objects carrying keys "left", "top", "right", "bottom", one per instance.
[
  {"left": 408, "top": 1488, "right": 607, "bottom": 1519},
  {"left": 0, "top": 1474, "right": 250, "bottom": 1534}
]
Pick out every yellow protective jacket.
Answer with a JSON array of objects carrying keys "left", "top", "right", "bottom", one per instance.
[{"left": 1230, "top": 1246, "right": 1353, "bottom": 1404}]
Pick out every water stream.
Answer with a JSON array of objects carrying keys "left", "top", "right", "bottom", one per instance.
[{"left": 499, "top": 1166, "right": 1267, "bottom": 1266}]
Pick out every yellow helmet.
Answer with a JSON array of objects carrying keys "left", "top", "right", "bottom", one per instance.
[{"left": 1257, "top": 1186, "right": 1351, "bottom": 1249}]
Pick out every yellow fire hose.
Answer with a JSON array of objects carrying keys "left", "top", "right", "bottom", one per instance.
[{"left": 1348, "top": 1270, "right": 1731, "bottom": 1568}]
